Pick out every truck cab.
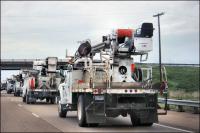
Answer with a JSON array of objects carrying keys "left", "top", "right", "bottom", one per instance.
[{"left": 6, "top": 78, "right": 15, "bottom": 94}]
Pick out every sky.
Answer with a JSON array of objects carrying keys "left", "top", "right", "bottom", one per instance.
[{"left": 1, "top": 1, "right": 199, "bottom": 81}]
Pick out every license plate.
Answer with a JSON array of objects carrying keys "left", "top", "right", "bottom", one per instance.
[{"left": 94, "top": 95, "right": 104, "bottom": 101}]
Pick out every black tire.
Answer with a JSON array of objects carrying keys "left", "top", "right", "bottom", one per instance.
[
  {"left": 50, "top": 97, "right": 55, "bottom": 104},
  {"left": 88, "top": 123, "right": 99, "bottom": 127},
  {"left": 17, "top": 91, "right": 20, "bottom": 97},
  {"left": 31, "top": 101, "right": 35, "bottom": 104},
  {"left": 58, "top": 103, "right": 67, "bottom": 118},
  {"left": 22, "top": 95, "right": 26, "bottom": 102},
  {"left": 140, "top": 123, "right": 153, "bottom": 126},
  {"left": 77, "top": 95, "right": 87, "bottom": 127},
  {"left": 46, "top": 98, "right": 50, "bottom": 103},
  {"left": 130, "top": 112, "right": 140, "bottom": 126},
  {"left": 26, "top": 94, "right": 30, "bottom": 104},
  {"left": 7, "top": 90, "right": 11, "bottom": 94}
]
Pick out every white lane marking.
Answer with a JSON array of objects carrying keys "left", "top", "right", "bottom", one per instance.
[
  {"left": 32, "top": 113, "right": 39, "bottom": 118},
  {"left": 18, "top": 104, "right": 22, "bottom": 107},
  {"left": 154, "top": 123, "right": 193, "bottom": 133}
]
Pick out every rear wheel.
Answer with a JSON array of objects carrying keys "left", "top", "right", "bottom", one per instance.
[
  {"left": 88, "top": 123, "right": 99, "bottom": 127},
  {"left": 140, "top": 123, "right": 153, "bottom": 126},
  {"left": 46, "top": 98, "right": 50, "bottom": 103},
  {"left": 77, "top": 95, "right": 87, "bottom": 127},
  {"left": 130, "top": 112, "right": 140, "bottom": 126},
  {"left": 58, "top": 103, "right": 67, "bottom": 118},
  {"left": 17, "top": 91, "right": 20, "bottom": 96},
  {"left": 22, "top": 96, "right": 26, "bottom": 102},
  {"left": 26, "top": 93, "right": 30, "bottom": 104},
  {"left": 50, "top": 97, "right": 55, "bottom": 104},
  {"left": 7, "top": 90, "right": 11, "bottom": 94}
]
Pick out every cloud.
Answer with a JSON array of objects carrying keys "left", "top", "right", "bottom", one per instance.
[{"left": 1, "top": 1, "right": 199, "bottom": 64}]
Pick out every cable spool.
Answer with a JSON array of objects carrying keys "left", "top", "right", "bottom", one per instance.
[
  {"left": 29, "top": 77, "right": 35, "bottom": 90},
  {"left": 78, "top": 40, "right": 92, "bottom": 57}
]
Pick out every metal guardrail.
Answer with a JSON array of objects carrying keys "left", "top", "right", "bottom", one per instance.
[
  {"left": 158, "top": 98, "right": 200, "bottom": 113},
  {"left": 158, "top": 98, "right": 200, "bottom": 108}
]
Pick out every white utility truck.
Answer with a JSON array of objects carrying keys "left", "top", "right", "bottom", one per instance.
[
  {"left": 6, "top": 78, "right": 15, "bottom": 94},
  {"left": 22, "top": 57, "right": 62, "bottom": 104},
  {"left": 58, "top": 23, "right": 168, "bottom": 127},
  {"left": 13, "top": 74, "right": 23, "bottom": 96}
]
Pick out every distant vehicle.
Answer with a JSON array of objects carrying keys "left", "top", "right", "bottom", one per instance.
[
  {"left": 6, "top": 79, "right": 15, "bottom": 94},
  {"left": 22, "top": 57, "right": 62, "bottom": 104},
  {"left": 13, "top": 74, "right": 23, "bottom": 96},
  {"left": 1, "top": 82, "right": 7, "bottom": 91}
]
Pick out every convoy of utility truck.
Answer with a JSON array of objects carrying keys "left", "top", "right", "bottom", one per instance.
[
  {"left": 57, "top": 22, "right": 168, "bottom": 127},
  {"left": 1, "top": 22, "right": 168, "bottom": 127}
]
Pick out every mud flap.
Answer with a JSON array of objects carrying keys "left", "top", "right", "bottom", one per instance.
[
  {"left": 85, "top": 101, "right": 106, "bottom": 124},
  {"left": 139, "top": 109, "right": 158, "bottom": 124}
]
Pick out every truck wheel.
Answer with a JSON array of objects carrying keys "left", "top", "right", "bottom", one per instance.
[
  {"left": 18, "top": 92, "right": 20, "bottom": 97},
  {"left": 88, "top": 123, "right": 99, "bottom": 127},
  {"left": 22, "top": 96, "right": 26, "bottom": 102},
  {"left": 58, "top": 103, "right": 67, "bottom": 118},
  {"left": 50, "top": 97, "right": 55, "bottom": 104},
  {"left": 130, "top": 112, "right": 140, "bottom": 126},
  {"left": 26, "top": 94, "right": 30, "bottom": 104},
  {"left": 140, "top": 123, "right": 153, "bottom": 126},
  {"left": 46, "top": 98, "right": 50, "bottom": 103},
  {"left": 7, "top": 90, "right": 10, "bottom": 94},
  {"left": 77, "top": 95, "right": 87, "bottom": 127}
]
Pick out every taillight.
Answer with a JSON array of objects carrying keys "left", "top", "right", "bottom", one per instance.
[
  {"left": 131, "top": 64, "right": 135, "bottom": 73},
  {"left": 78, "top": 80, "right": 84, "bottom": 84},
  {"left": 29, "top": 78, "right": 35, "bottom": 90}
]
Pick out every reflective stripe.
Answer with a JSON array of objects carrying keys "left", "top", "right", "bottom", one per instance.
[
  {"left": 106, "top": 89, "right": 157, "bottom": 94},
  {"left": 71, "top": 88, "right": 157, "bottom": 94}
]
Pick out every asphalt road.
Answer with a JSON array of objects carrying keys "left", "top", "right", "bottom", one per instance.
[{"left": 1, "top": 91, "right": 199, "bottom": 132}]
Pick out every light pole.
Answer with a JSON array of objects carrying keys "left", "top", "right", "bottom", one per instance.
[{"left": 153, "top": 12, "right": 164, "bottom": 83}]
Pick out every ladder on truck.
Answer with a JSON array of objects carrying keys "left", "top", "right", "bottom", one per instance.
[{"left": 84, "top": 59, "right": 110, "bottom": 124}]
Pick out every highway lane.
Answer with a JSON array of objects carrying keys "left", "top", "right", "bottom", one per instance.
[
  {"left": 1, "top": 92, "right": 62, "bottom": 132},
  {"left": 1, "top": 92, "right": 199, "bottom": 132}
]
